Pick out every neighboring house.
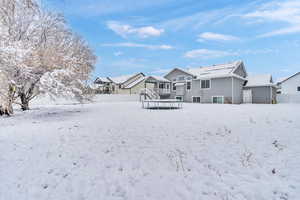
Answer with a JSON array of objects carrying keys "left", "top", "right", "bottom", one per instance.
[
  {"left": 277, "top": 72, "right": 300, "bottom": 94},
  {"left": 108, "top": 73, "right": 146, "bottom": 95},
  {"left": 94, "top": 77, "right": 112, "bottom": 94},
  {"left": 243, "top": 74, "right": 277, "bottom": 104},
  {"left": 276, "top": 72, "right": 300, "bottom": 103},
  {"left": 152, "top": 61, "right": 276, "bottom": 104}
]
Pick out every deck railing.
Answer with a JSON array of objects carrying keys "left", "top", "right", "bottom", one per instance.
[{"left": 154, "top": 88, "right": 171, "bottom": 94}]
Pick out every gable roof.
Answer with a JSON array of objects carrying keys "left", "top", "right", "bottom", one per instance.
[
  {"left": 244, "top": 74, "right": 275, "bottom": 87},
  {"left": 94, "top": 77, "right": 111, "bottom": 83},
  {"left": 164, "top": 68, "right": 195, "bottom": 78},
  {"left": 108, "top": 75, "right": 134, "bottom": 84},
  {"left": 187, "top": 61, "right": 245, "bottom": 79},
  {"left": 277, "top": 72, "right": 300, "bottom": 84},
  {"left": 146, "top": 76, "right": 171, "bottom": 82},
  {"left": 108, "top": 73, "right": 144, "bottom": 84},
  {"left": 123, "top": 76, "right": 146, "bottom": 89}
]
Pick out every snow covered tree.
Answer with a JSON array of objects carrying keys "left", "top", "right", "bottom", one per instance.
[{"left": 0, "top": 0, "right": 96, "bottom": 112}]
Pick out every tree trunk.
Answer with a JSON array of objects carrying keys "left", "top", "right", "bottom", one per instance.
[{"left": 20, "top": 93, "right": 30, "bottom": 111}]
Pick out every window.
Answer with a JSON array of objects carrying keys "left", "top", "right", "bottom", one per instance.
[
  {"left": 298, "top": 86, "right": 300, "bottom": 92},
  {"left": 176, "top": 96, "right": 183, "bottom": 101},
  {"left": 178, "top": 76, "right": 185, "bottom": 81},
  {"left": 201, "top": 80, "right": 210, "bottom": 89},
  {"left": 186, "top": 81, "right": 191, "bottom": 90},
  {"left": 212, "top": 96, "right": 224, "bottom": 104},
  {"left": 159, "top": 83, "right": 164, "bottom": 89},
  {"left": 193, "top": 97, "right": 201, "bottom": 103},
  {"left": 172, "top": 83, "right": 176, "bottom": 91}
]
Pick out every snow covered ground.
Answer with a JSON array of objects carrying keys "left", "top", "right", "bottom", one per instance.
[{"left": 0, "top": 98, "right": 299, "bottom": 200}]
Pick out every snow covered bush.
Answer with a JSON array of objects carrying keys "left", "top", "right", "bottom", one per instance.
[{"left": 0, "top": 0, "right": 96, "bottom": 112}]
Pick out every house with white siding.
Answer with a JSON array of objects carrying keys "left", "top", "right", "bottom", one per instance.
[
  {"left": 277, "top": 72, "right": 300, "bottom": 103},
  {"left": 277, "top": 72, "right": 300, "bottom": 94}
]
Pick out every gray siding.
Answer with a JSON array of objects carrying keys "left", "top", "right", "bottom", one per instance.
[
  {"left": 233, "top": 64, "right": 247, "bottom": 78},
  {"left": 232, "top": 78, "right": 245, "bottom": 104},
  {"left": 185, "top": 77, "right": 243, "bottom": 104},
  {"left": 249, "top": 86, "right": 272, "bottom": 104},
  {"left": 165, "top": 69, "right": 193, "bottom": 99},
  {"left": 165, "top": 69, "right": 245, "bottom": 104}
]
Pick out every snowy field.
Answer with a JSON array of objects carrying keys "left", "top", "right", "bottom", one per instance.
[{"left": 0, "top": 97, "right": 300, "bottom": 200}]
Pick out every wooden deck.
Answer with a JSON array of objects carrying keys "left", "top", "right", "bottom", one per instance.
[{"left": 141, "top": 99, "right": 183, "bottom": 109}]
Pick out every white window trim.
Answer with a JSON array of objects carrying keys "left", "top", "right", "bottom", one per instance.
[
  {"left": 212, "top": 96, "right": 224, "bottom": 104},
  {"left": 186, "top": 81, "right": 192, "bottom": 91},
  {"left": 192, "top": 96, "right": 201, "bottom": 103},
  {"left": 175, "top": 96, "right": 183, "bottom": 101},
  {"left": 200, "top": 79, "right": 211, "bottom": 90}
]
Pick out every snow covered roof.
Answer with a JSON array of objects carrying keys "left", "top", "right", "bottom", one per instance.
[
  {"left": 187, "top": 61, "right": 244, "bottom": 79},
  {"left": 95, "top": 77, "right": 111, "bottom": 83},
  {"left": 146, "top": 76, "right": 171, "bottom": 82},
  {"left": 108, "top": 73, "right": 145, "bottom": 84},
  {"left": 124, "top": 76, "right": 146, "bottom": 89},
  {"left": 164, "top": 68, "right": 195, "bottom": 78},
  {"left": 277, "top": 72, "right": 300, "bottom": 84},
  {"left": 244, "top": 74, "right": 275, "bottom": 87},
  {"left": 108, "top": 75, "right": 135, "bottom": 84}
]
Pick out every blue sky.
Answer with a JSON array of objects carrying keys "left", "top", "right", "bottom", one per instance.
[{"left": 44, "top": 0, "right": 300, "bottom": 80}]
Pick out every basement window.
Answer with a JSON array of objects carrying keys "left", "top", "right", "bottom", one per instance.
[
  {"left": 212, "top": 96, "right": 224, "bottom": 104},
  {"left": 192, "top": 97, "right": 201, "bottom": 103},
  {"left": 175, "top": 96, "right": 183, "bottom": 101}
]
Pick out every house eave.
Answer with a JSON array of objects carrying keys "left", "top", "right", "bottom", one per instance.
[{"left": 194, "top": 74, "right": 246, "bottom": 81}]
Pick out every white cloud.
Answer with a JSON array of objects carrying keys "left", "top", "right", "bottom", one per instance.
[
  {"left": 198, "top": 32, "right": 239, "bottom": 42},
  {"left": 151, "top": 68, "right": 172, "bottom": 75},
  {"left": 184, "top": 48, "right": 277, "bottom": 59},
  {"left": 102, "top": 42, "right": 173, "bottom": 50},
  {"left": 184, "top": 49, "right": 237, "bottom": 59},
  {"left": 160, "top": 8, "right": 232, "bottom": 31},
  {"left": 107, "top": 21, "right": 164, "bottom": 38},
  {"left": 109, "top": 58, "right": 147, "bottom": 69},
  {"left": 244, "top": 0, "right": 300, "bottom": 37},
  {"left": 114, "top": 51, "right": 123, "bottom": 56}
]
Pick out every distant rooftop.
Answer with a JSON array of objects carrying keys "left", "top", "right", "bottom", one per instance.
[
  {"left": 108, "top": 74, "right": 136, "bottom": 84},
  {"left": 245, "top": 74, "right": 274, "bottom": 87},
  {"left": 95, "top": 77, "right": 111, "bottom": 83},
  {"left": 187, "top": 61, "right": 243, "bottom": 79}
]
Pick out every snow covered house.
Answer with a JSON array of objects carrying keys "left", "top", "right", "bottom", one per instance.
[
  {"left": 243, "top": 74, "right": 277, "bottom": 104},
  {"left": 276, "top": 72, "right": 300, "bottom": 103},
  {"left": 277, "top": 72, "right": 300, "bottom": 94},
  {"left": 107, "top": 73, "right": 146, "bottom": 95},
  {"left": 94, "top": 77, "right": 112, "bottom": 94},
  {"left": 149, "top": 61, "right": 277, "bottom": 104}
]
